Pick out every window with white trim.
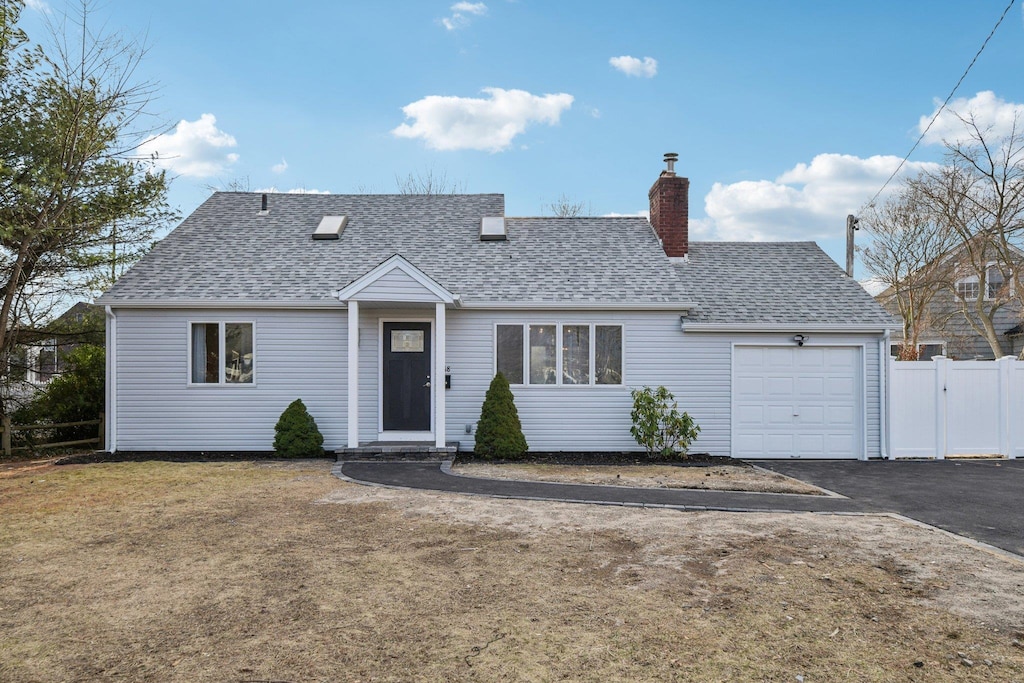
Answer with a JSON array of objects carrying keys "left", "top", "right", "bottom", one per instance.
[
  {"left": 190, "top": 322, "right": 254, "bottom": 384},
  {"left": 956, "top": 263, "right": 1014, "bottom": 301},
  {"left": 495, "top": 323, "right": 624, "bottom": 386}
]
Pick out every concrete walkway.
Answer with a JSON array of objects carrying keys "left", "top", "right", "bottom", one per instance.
[{"left": 336, "top": 459, "right": 1024, "bottom": 557}]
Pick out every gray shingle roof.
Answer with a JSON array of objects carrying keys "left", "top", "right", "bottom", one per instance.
[
  {"left": 102, "top": 192, "right": 690, "bottom": 305},
  {"left": 676, "top": 242, "right": 897, "bottom": 327},
  {"left": 101, "top": 192, "right": 894, "bottom": 327}
]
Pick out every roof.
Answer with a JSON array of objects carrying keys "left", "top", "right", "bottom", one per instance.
[
  {"left": 676, "top": 242, "right": 898, "bottom": 327},
  {"left": 101, "top": 192, "right": 691, "bottom": 306},
  {"left": 100, "top": 192, "right": 895, "bottom": 328}
]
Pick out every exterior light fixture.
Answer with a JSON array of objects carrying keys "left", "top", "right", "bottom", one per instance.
[{"left": 793, "top": 334, "right": 807, "bottom": 347}]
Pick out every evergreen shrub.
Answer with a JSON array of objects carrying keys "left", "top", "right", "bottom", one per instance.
[
  {"left": 273, "top": 399, "right": 325, "bottom": 458},
  {"left": 474, "top": 372, "right": 528, "bottom": 459}
]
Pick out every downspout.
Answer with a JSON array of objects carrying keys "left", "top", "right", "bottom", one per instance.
[
  {"left": 879, "top": 330, "right": 890, "bottom": 460},
  {"left": 105, "top": 306, "right": 117, "bottom": 453}
]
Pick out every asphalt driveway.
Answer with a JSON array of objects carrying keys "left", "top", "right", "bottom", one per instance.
[
  {"left": 338, "top": 458, "right": 1024, "bottom": 557},
  {"left": 755, "top": 458, "right": 1024, "bottom": 557}
]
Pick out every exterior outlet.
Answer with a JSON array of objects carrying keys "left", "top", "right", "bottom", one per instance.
[{"left": 465, "top": 423, "right": 474, "bottom": 434}]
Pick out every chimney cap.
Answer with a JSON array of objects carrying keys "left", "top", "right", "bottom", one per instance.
[{"left": 663, "top": 152, "right": 679, "bottom": 174}]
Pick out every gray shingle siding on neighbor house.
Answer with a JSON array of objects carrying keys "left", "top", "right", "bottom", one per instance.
[{"left": 101, "top": 191, "right": 892, "bottom": 456}]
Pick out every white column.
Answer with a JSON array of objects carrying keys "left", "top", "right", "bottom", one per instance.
[
  {"left": 347, "top": 301, "right": 359, "bottom": 449},
  {"left": 434, "top": 302, "right": 446, "bottom": 449}
]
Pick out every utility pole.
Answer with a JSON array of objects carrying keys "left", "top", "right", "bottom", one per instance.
[{"left": 845, "top": 214, "right": 859, "bottom": 277}]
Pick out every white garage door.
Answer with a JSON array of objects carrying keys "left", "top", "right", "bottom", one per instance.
[{"left": 733, "top": 345, "right": 862, "bottom": 459}]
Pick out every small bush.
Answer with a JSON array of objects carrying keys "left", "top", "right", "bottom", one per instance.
[
  {"left": 629, "top": 385, "right": 700, "bottom": 459},
  {"left": 474, "top": 372, "right": 528, "bottom": 459},
  {"left": 273, "top": 399, "right": 325, "bottom": 458}
]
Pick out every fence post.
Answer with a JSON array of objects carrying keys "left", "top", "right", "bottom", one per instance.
[
  {"left": 98, "top": 412, "right": 105, "bottom": 452},
  {"left": 998, "top": 357, "right": 1012, "bottom": 458},
  {"left": 934, "top": 356, "right": 947, "bottom": 460},
  {"left": 1, "top": 415, "right": 9, "bottom": 457}
]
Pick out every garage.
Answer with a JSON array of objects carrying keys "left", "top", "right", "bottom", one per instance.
[{"left": 732, "top": 345, "right": 863, "bottom": 459}]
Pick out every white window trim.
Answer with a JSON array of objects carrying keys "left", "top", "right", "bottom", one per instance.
[
  {"left": 493, "top": 322, "right": 626, "bottom": 388},
  {"left": 186, "top": 320, "right": 257, "bottom": 387},
  {"left": 956, "top": 261, "right": 1016, "bottom": 301}
]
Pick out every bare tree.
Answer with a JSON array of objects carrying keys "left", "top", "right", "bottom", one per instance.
[
  {"left": 396, "top": 167, "right": 465, "bottom": 195},
  {"left": 911, "top": 111, "right": 1024, "bottom": 358},
  {"left": 547, "top": 193, "right": 589, "bottom": 218},
  {"left": 859, "top": 182, "right": 957, "bottom": 359}
]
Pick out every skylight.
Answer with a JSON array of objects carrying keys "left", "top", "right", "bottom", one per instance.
[
  {"left": 480, "top": 216, "right": 506, "bottom": 241},
  {"left": 312, "top": 215, "right": 347, "bottom": 240}
]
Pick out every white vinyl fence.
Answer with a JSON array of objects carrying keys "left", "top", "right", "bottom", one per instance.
[{"left": 889, "top": 356, "right": 1024, "bottom": 459}]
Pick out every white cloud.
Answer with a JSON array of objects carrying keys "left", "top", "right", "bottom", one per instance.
[
  {"left": 25, "top": 0, "right": 50, "bottom": 12},
  {"left": 859, "top": 277, "right": 888, "bottom": 296},
  {"left": 701, "top": 153, "right": 940, "bottom": 241},
  {"left": 920, "top": 90, "right": 1024, "bottom": 146},
  {"left": 392, "top": 87, "right": 574, "bottom": 152},
  {"left": 603, "top": 210, "right": 649, "bottom": 218},
  {"left": 138, "top": 114, "right": 239, "bottom": 178},
  {"left": 255, "top": 186, "right": 331, "bottom": 195},
  {"left": 271, "top": 158, "right": 288, "bottom": 174},
  {"left": 609, "top": 55, "right": 657, "bottom": 78},
  {"left": 440, "top": 1, "right": 487, "bottom": 30}
]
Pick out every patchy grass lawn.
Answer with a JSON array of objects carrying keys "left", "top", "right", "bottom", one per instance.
[
  {"left": 452, "top": 462, "right": 826, "bottom": 495},
  {"left": 1, "top": 460, "right": 1023, "bottom": 682}
]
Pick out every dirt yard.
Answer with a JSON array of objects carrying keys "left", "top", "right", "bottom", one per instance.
[
  {"left": 1, "top": 459, "right": 1023, "bottom": 682},
  {"left": 452, "top": 462, "right": 826, "bottom": 494}
]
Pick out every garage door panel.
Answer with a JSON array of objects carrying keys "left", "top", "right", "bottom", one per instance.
[
  {"left": 735, "top": 376, "right": 765, "bottom": 398},
  {"left": 734, "top": 345, "right": 862, "bottom": 459},
  {"left": 766, "top": 405, "right": 796, "bottom": 426},
  {"left": 765, "top": 347, "right": 795, "bottom": 368},
  {"left": 765, "top": 377, "right": 794, "bottom": 398},
  {"left": 796, "top": 405, "right": 825, "bottom": 424}
]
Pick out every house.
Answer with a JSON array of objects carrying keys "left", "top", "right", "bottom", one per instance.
[
  {"left": 4, "top": 302, "right": 103, "bottom": 389},
  {"left": 97, "top": 155, "right": 895, "bottom": 459},
  {"left": 877, "top": 251, "right": 1024, "bottom": 360}
]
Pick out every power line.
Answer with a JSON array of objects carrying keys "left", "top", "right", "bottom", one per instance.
[{"left": 859, "top": 0, "right": 1017, "bottom": 215}]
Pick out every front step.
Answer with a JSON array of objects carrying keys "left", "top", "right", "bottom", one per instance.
[{"left": 336, "top": 441, "right": 459, "bottom": 460}]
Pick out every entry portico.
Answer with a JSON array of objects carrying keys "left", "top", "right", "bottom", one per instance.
[{"left": 337, "top": 255, "right": 456, "bottom": 449}]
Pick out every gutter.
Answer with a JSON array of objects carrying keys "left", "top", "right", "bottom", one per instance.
[
  {"left": 683, "top": 323, "right": 894, "bottom": 333},
  {"left": 458, "top": 301, "right": 700, "bottom": 311},
  {"left": 104, "top": 306, "right": 117, "bottom": 453},
  {"left": 94, "top": 299, "right": 345, "bottom": 310}
]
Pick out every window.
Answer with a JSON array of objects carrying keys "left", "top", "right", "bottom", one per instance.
[
  {"left": 529, "top": 325, "right": 556, "bottom": 385},
  {"left": 495, "top": 325, "right": 523, "bottom": 384},
  {"left": 495, "top": 323, "right": 624, "bottom": 386},
  {"left": 190, "top": 322, "right": 254, "bottom": 384},
  {"left": 986, "top": 265, "right": 1006, "bottom": 300},
  {"left": 956, "top": 277, "right": 979, "bottom": 300}
]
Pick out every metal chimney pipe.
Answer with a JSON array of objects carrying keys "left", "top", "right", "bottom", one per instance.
[
  {"left": 261, "top": 193, "right": 268, "bottom": 212},
  {"left": 663, "top": 152, "right": 679, "bottom": 174}
]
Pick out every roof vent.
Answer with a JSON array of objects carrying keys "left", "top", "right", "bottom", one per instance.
[
  {"left": 312, "top": 215, "right": 348, "bottom": 240},
  {"left": 258, "top": 193, "right": 269, "bottom": 215},
  {"left": 479, "top": 216, "right": 506, "bottom": 241}
]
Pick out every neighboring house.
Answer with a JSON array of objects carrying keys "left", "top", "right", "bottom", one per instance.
[
  {"left": 877, "top": 252, "right": 1024, "bottom": 360},
  {"left": 7, "top": 302, "right": 103, "bottom": 386},
  {"left": 97, "top": 156, "right": 895, "bottom": 459}
]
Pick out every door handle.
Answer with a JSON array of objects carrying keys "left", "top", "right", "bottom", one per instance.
[{"left": 423, "top": 381, "right": 431, "bottom": 387}]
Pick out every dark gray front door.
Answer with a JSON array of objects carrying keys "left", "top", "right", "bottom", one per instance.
[{"left": 382, "top": 322, "right": 431, "bottom": 431}]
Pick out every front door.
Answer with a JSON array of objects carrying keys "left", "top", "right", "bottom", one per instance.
[{"left": 382, "top": 322, "right": 432, "bottom": 432}]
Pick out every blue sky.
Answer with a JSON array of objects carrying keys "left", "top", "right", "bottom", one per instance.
[{"left": 18, "top": 0, "right": 1024, "bottom": 275}]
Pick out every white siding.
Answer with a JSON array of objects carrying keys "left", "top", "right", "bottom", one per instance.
[
  {"left": 443, "top": 313, "right": 882, "bottom": 457},
  {"left": 113, "top": 306, "right": 884, "bottom": 457},
  {"left": 350, "top": 269, "right": 441, "bottom": 303},
  {"left": 114, "top": 309, "right": 347, "bottom": 451}
]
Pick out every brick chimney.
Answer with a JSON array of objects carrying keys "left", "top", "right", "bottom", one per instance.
[{"left": 648, "top": 152, "right": 689, "bottom": 258}]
